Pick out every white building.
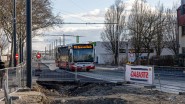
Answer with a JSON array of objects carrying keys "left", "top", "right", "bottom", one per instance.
[{"left": 94, "top": 41, "right": 174, "bottom": 65}]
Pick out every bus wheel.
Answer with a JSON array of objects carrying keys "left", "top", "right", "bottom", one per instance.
[{"left": 86, "top": 69, "right": 90, "bottom": 72}]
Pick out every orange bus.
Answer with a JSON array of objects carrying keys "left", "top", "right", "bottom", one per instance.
[{"left": 55, "top": 43, "right": 95, "bottom": 71}]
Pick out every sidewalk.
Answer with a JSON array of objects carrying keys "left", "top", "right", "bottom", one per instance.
[
  {"left": 41, "top": 60, "right": 55, "bottom": 64},
  {"left": 41, "top": 60, "right": 56, "bottom": 71},
  {"left": 95, "top": 64, "right": 125, "bottom": 71},
  {"left": 0, "top": 90, "right": 5, "bottom": 103},
  {"left": 41, "top": 59, "right": 125, "bottom": 71},
  {"left": 0, "top": 64, "right": 43, "bottom": 103}
]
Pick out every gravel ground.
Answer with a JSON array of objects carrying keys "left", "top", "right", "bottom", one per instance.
[{"left": 22, "top": 82, "right": 185, "bottom": 104}]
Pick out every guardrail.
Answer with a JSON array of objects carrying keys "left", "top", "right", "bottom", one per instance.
[{"left": 1, "top": 62, "right": 26, "bottom": 104}]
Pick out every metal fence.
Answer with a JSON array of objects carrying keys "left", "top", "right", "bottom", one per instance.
[
  {"left": 154, "top": 66, "right": 185, "bottom": 93},
  {"left": 1, "top": 62, "right": 26, "bottom": 103},
  {"left": 38, "top": 60, "right": 185, "bottom": 94}
]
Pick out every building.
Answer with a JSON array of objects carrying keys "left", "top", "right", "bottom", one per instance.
[
  {"left": 94, "top": 41, "right": 173, "bottom": 65},
  {"left": 177, "top": 0, "right": 185, "bottom": 54}
]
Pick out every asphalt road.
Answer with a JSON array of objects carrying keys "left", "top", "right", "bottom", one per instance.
[{"left": 37, "top": 60, "right": 185, "bottom": 94}]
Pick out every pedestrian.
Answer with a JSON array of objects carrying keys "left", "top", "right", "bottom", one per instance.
[{"left": 0, "top": 60, "right": 5, "bottom": 91}]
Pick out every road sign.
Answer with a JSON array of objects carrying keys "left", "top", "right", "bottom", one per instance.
[
  {"left": 36, "top": 52, "right": 41, "bottom": 59},
  {"left": 15, "top": 53, "right": 18, "bottom": 60},
  {"left": 128, "top": 52, "right": 135, "bottom": 62}
]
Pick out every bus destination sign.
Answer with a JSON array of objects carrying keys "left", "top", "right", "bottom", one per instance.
[{"left": 73, "top": 45, "right": 93, "bottom": 49}]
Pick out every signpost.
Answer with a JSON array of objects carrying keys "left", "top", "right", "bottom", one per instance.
[
  {"left": 128, "top": 51, "right": 135, "bottom": 63},
  {"left": 36, "top": 52, "right": 41, "bottom": 70},
  {"left": 125, "top": 65, "right": 154, "bottom": 85},
  {"left": 36, "top": 52, "right": 41, "bottom": 59},
  {"left": 15, "top": 54, "right": 18, "bottom": 60},
  {"left": 15, "top": 53, "right": 18, "bottom": 65}
]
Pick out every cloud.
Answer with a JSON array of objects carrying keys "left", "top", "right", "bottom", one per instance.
[
  {"left": 82, "top": 9, "right": 105, "bottom": 18},
  {"left": 61, "top": 8, "right": 107, "bottom": 22},
  {"left": 33, "top": 0, "right": 164, "bottom": 51},
  {"left": 32, "top": 27, "right": 103, "bottom": 51}
]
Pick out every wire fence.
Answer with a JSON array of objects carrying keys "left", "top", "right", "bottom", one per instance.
[
  {"left": 1, "top": 62, "right": 26, "bottom": 103},
  {"left": 1, "top": 59, "right": 185, "bottom": 103},
  {"left": 38, "top": 60, "right": 185, "bottom": 94},
  {"left": 154, "top": 66, "right": 185, "bottom": 93}
]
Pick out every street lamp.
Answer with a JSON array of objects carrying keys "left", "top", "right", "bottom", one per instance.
[{"left": 126, "top": 40, "right": 129, "bottom": 63}]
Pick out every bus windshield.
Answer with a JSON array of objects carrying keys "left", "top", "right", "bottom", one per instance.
[{"left": 73, "top": 49, "right": 93, "bottom": 62}]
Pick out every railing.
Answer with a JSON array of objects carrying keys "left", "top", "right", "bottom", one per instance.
[
  {"left": 0, "top": 62, "right": 26, "bottom": 104},
  {"left": 154, "top": 66, "right": 185, "bottom": 93}
]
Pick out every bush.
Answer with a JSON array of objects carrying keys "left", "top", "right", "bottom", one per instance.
[{"left": 150, "top": 55, "right": 175, "bottom": 66}]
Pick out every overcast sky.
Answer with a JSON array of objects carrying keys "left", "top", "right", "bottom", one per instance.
[{"left": 33, "top": 0, "right": 180, "bottom": 51}]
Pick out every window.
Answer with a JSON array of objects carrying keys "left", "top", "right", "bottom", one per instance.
[
  {"left": 73, "top": 49, "right": 94, "bottom": 62},
  {"left": 182, "top": 26, "right": 185, "bottom": 36}
]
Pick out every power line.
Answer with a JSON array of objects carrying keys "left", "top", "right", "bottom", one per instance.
[
  {"left": 70, "top": 0, "right": 86, "bottom": 11},
  {"left": 60, "top": 11, "right": 87, "bottom": 23},
  {"left": 40, "top": 34, "right": 85, "bottom": 45},
  {"left": 54, "top": 22, "right": 118, "bottom": 24},
  {"left": 42, "top": 34, "right": 84, "bottom": 37},
  {"left": 63, "top": 22, "right": 117, "bottom": 24},
  {"left": 18, "top": 22, "right": 117, "bottom": 24},
  {"left": 69, "top": 0, "right": 93, "bottom": 21}
]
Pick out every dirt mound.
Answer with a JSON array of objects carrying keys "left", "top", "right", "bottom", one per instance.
[
  {"left": 37, "top": 82, "right": 185, "bottom": 104},
  {"left": 51, "top": 97, "right": 126, "bottom": 104}
]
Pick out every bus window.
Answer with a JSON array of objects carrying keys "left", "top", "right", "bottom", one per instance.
[{"left": 73, "top": 49, "right": 94, "bottom": 62}]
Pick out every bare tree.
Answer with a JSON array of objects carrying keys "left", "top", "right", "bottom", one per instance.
[
  {"left": 145, "top": 4, "right": 167, "bottom": 64},
  {"left": 127, "top": 0, "right": 148, "bottom": 64},
  {"left": 101, "top": 0, "right": 126, "bottom": 65},
  {"left": 153, "top": 4, "right": 166, "bottom": 57},
  {"left": 165, "top": 4, "right": 179, "bottom": 55},
  {"left": 0, "top": 0, "right": 62, "bottom": 65},
  {"left": 0, "top": 29, "right": 9, "bottom": 55},
  {"left": 128, "top": 0, "right": 167, "bottom": 64}
]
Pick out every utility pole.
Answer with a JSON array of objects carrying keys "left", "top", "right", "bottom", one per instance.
[
  {"left": 116, "top": 6, "right": 119, "bottom": 66},
  {"left": 60, "top": 37, "right": 62, "bottom": 45},
  {"left": 21, "top": 40, "right": 24, "bottom": 62},
  {"left": 76, "top": 36, "right": 79, "bottom": 43},
  {"left": 53, "top": 41, "right": 55, "bottom": 58},
  {"left": 13, "top": 0, "right": 17, "bottom": 67},
  {"left": 42, "top": 34, "right": 84, "bottom": 45},
  {"left": 45, "top": 47, "right": 46, "bottom": 58},
  {"left": 126, "top": 41, "right": 129, "bottom": 63},
  {"left": 51, "top": 43, "right": 52, "bottom": 56},
  {"left": 63, "top": 34, "right": 65, "bottom": 46},
  {"left": 49, "top": 44, "right": 51, "bottom": 56},
  {"left": 26, "top": 0, "right": 32, "bottom": 88},
  {"left": 56, "top": 39, "right": 58, "bottom": 46},
  {"left": 19, "top": 33, "right": 23, "bottom": 63}
]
